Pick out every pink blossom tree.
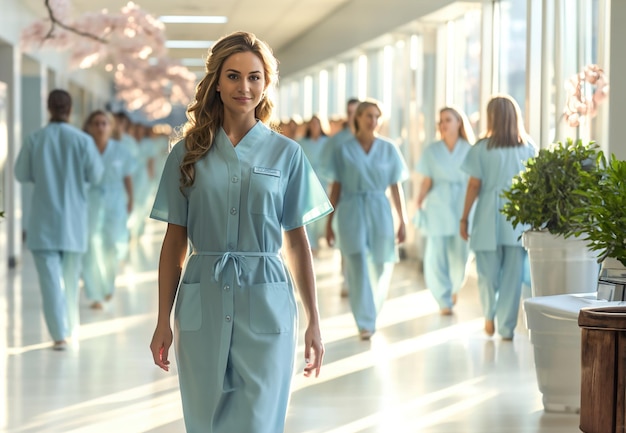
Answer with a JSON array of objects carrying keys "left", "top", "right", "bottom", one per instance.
[{"left": 21, "top": 0, "right": 197, "bottom": 119}]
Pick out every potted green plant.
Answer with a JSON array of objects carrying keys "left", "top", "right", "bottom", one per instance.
[
  {"left": 570, "top": 153, "right": 626, "bottom": 270},
  {"left": 501, "top": 138, "right": 602, "bottom": 297}
]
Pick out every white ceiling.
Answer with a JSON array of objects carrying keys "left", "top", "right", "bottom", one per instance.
[{"left": 21, "top": 0, "right": 473, "bottom": 78}]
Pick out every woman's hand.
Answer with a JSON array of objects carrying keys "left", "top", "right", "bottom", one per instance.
[
  {"left": 150, "top": 323, "right": 173, "bottom": 372},
  {"left": 397, "top": 221, "right": 406, "bottom": 244},
  {"left": 460, "top": 219, "right": 469, "bottom": 241},
  {"left": 326, "top": 224, "right": 335, "bottom": 248},
  {"left": 303, "top": 322, "right": 324, "bottom": 378}
]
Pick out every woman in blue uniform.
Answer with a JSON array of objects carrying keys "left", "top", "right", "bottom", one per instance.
[
  {"left": 148, "top": 32, "right": 332, "bottom": 433},
  {"left": 82, "top": 110, "right": 135, "bottom": 309},
  {"left": 325, "top": 99, "right": 409, "bottom": 340},
  {"left": 415, "top": 107, "right": 474, "bottom": 315},
  {"left": 14, "top": 89, "right": 104, "bottom": 350},
  {"left": 298, "top": 115, "right": 330, "bottom": 256},
  {"left": 460, "top": 95, "right": 536, "bottom": 340}
]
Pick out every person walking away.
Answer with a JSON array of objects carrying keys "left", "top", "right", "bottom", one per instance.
[
  {"left": 14, "top": 89, "right": 104, "bottom": 350},
  {"left": 460, "top": 94, "right": 536, "bottom": 340}
]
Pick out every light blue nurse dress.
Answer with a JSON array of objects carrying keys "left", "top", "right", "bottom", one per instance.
[
  {"left": 83, "top": 139, "right": 136, "bottom": 302},
  {"left": 298, "top": 135, "right": 329, "bottom": 250},
  {"left": 131, "top": 135, "right": 158, "bottom": 237},
  {"left": 461, "top": 138, "right": 536, "bottom": 337},
  {"left": 150, "top": 121, "right": 332, "bottom": 433},
  {"left": 415, "top": 139, "right": 471, "bottom": 309},
  {"left": 15, "top": 122, "right": 104, "bottom": 341},
  {"left": 325, "top": 135, "right": 408, "bottom": 332}
]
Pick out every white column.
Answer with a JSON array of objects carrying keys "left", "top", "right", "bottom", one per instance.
[
  {"left": 608, "top": 0, "right": 626, "bottom": 159},
  {"left": 0, "top": 44, "right": 22, "bottom": 267}
]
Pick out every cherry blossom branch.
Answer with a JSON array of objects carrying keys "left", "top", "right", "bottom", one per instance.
[
  {"left": 21, "top": 0, "right": 197, "bottom": 119},
  {"left": 43, "top": 0, "right": 107, "bottom": 43}
]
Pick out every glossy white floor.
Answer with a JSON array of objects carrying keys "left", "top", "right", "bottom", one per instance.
[{"left": 2, "top": 220, "right": 581, "bottom": 433}]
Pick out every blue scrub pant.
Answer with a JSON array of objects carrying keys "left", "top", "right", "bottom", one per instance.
[
  {"left": 32, "top": 250, "right": 82, "bottom": 341},
  {"left": 344, "top": 252, "right": 394, "bottom": 332},
  {"left": 474, "top": 246, "right": 525, "bottom": 339},
  {"left": 83, "top": 232, "right": 125, "bottom": 301},
  {"left": 424, "top": 235, "right": 468, "bottom": 309}
]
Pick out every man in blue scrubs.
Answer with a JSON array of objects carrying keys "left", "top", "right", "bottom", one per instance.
[{"left": 15, "top": 89, "right": 104, "bottom": 350}]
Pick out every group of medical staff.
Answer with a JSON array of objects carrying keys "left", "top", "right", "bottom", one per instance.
[
  {"left": 15, "top": 89, "right": 165, "bottom": 349},
  {"left": 416, "top": 95, "right": 535, "bottom": 340},
  {"left": 16, "top": 85, "right": 533, "bottom": 353},
  {"left": 305, "top": 94, "right": 535, "bottom": 341}
]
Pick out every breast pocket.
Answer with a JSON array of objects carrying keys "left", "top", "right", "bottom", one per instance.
[
  {"left": 249, "top": 282, "right": 295, "bottom": 334},
  {"left": 248, "top": 169, "right": 280, "bottom": 215},
  {"left": 175, "top": 282, "right": 202, "bottom": 331}
]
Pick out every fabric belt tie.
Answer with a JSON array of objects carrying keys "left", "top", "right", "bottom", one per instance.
[{"left": 191, "top": 250, "right": 279, "bottom": 285}]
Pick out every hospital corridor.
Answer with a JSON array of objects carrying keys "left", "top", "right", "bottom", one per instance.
[{"left": 2, "top": 219, "right": 580, "bottom": 433}]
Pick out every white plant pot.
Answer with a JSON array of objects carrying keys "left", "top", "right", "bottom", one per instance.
[{"left": 522, "top": 230, "right": 601, "bottom": 297}]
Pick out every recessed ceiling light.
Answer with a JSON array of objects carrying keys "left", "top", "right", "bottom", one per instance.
[
  {"left": 159, "top": 16, "right": 227, "bottom": 24},
  {"left": 165, "top": 40, "right": 215, "bottom": 49}
]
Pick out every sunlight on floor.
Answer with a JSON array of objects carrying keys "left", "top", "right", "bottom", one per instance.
[
  {"left": 323, "top": 377, "right": 499, "bottom": 433},
  {"left": 9, "top": 377, "right": 181, "bottom": 433},
  {"left": 292, "top": 318, "right": 484, "bottom": 392},
  {"left": 6, "top": 313, "right": 153, "bottom": 355},
  {"left": 3, "top": 219, "right": 582, "bottom": 433}
]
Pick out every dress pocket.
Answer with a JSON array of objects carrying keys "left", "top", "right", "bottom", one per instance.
[
  {"left": 248, "top": 169, "right": 280, "bottom": 215},
  {"left": 249, "top": 282, "right": 295, "bottom": 334},
  {"left": 175, "top": 282, "right": 202, "bottom": 331}
]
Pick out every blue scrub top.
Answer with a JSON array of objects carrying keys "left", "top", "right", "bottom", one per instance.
[
  {"left": 325, "top": 135, "right": 409, "bottom": 262},
  {"left": 416, "top": 139, "right": 471, "bottom": 236},
  {"left": 151, "top": 120, "right": 333, "bottom": 264},
  {"left": 318, "top": 127, "right": 353, "bottom": 181},
  {"left": 461, "top": 138, "right": 536, "bottom": 251},
  {"left": 89, "top": 139, "right": 137, "bottom": 240},
  {"left": 150, "top": 121, "right": 333, "bottom": 396},
  {"left": 15, "top": 122, "right": 104, "bottom": 252},
  {"left": 298, "top": 136, "right": 329, "bottom": 183}
]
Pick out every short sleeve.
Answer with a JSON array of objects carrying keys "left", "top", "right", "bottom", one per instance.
[
  {"left": 461, "top": 140, "right": 484, "bottom": 179},
  {"left": 415, "top": 145, "right": 433, "bottom": 177},
  {"left": 150, "top": 141, "right": 188, "bottom": 226},
  {"left": 281, "top": 147, "right": 333, "bottom": 231}
]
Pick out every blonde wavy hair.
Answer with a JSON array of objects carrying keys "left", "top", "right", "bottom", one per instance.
[{"left": 180, "top": 31, "right": 278, "bottom": 189}]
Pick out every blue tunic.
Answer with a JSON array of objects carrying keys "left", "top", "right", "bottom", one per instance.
[
  {"left": 298, "top": 136, "right": 330, "bottom": 249},
  {"left": 298, "top": 135, "right": 329, "bottom": 182},
  {"left": 90, "top": 139, "right": 137, "bottom": 244},
  {"left": 415, "top": 139, "right": 471, "bottom": 236},
  {"left": 318, "top": 127, "right": 353, "bottom": 182},
  {"left": 150, "top": 121, "right": 332, "bottom": 432},
  {"left": 14, "top": 122, "right": 104, "bottom": 252},
  {"left": 461, "top": 139, "right": 536, "bottom": 251},
  {"left": 325, "top": 136, "right": 409, "bottom": 263}
]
